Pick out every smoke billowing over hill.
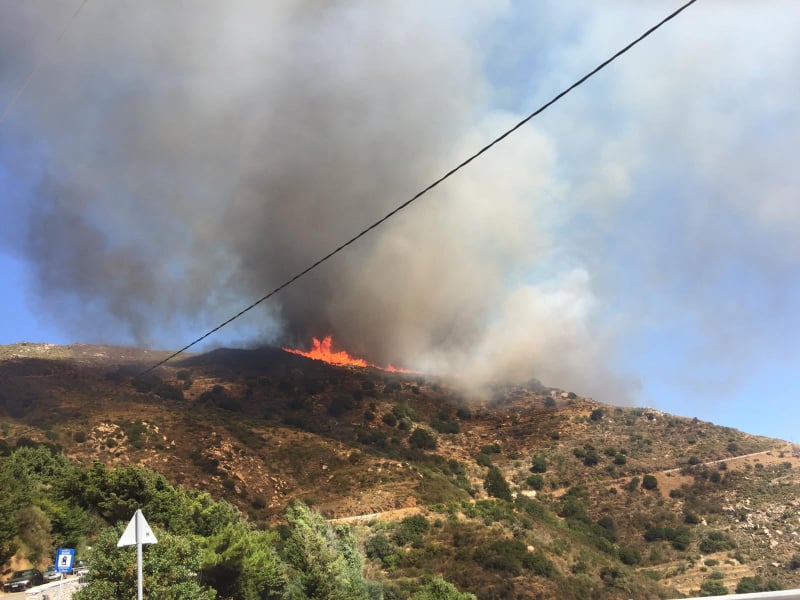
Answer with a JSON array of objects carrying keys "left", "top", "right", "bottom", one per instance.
[{"left": 0, "top": 2, "right": 628, "bottom": 398}]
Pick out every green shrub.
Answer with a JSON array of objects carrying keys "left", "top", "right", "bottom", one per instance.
[
  {"left": 526, "top": 474, "right": 544, "bottom": 491},
  {"left": 484, "top": 466, "right": 512, "bottom": 501},
  {"left": 394, "top": 515, "right": 429, "bottom": 546},
  {"left": 699, "top": 579, "right": 728, "bottom": 596},
  {"left": 530, "top": 454, "right": 548, "bottom": 474},
  {"left": 392, "top": 404, "right": 419, "bottom": 422},
  {"left": 430, "top": 418, "right": 460, "bottom": 434},
  {"left": 409, "top": 428, "right": 436, "bottom": 450},
  {"left": 574, "top": 446, "right": 599, "bottom": 467},
  {"left": 699, "top": 530, "right": 736, "bottom": 554},
  {"left": 523, "top": 551, "right": 556, "bottom": 578},
  {"left": 557, "top": 496, "right": 588, "bottom": 523},
  {"left": 644, "top": 525, "right": 692, "bottom": 551},
  {"left": 474, "top": 539, "right": 553, "bottom": 577},
  {"left": 476, "top": 453, "right": 493, "bottom": 468},
  {"left": 357, "top": 428, "right": 387, "bottom": 448},
  {"left": 735, "top": 576, "right": 782, "bottom": 594},
  {"left": 366, "top": 533, "right": 395, "bottom": 561},
  {"left": 641, "top": 475, "right": 658, "bottom": 490},
  {"left": 684, "top": 511, "right": 701, "bottom": 525},
  {"left": 619, "top": 546, "right": 641, "bottom": 566},
  {"left": 515, "top": 495, "right": 550, "bottom": 521}
]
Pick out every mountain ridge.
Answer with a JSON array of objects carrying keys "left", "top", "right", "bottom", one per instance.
[{"left": 1, "top": 342, "right": 798, "bottom": 598}]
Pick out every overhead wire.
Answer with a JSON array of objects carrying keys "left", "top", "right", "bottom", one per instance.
[
  {"left": 0, "top": 0, "right": 90, "bottom": 127},
  {"left": 139, "top": 0, "right": 699, "bottom": 376}
]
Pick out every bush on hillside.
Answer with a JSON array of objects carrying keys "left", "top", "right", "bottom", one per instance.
[
  {"left": 641, "top": 475, "right": 658, "bottom": 490},
  {"left": 484, "top": 466, "right": 512, "bottom": 502},
  {"left": 409, "top": 428, "right": 436, "bottom": 450}
]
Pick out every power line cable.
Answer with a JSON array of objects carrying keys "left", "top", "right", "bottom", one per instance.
[
  {"left": 0, "top": 0, "right": 90, "bottom": 127},
  {"left": 139, "top": 0, "right": 698, "bottom": 376}
]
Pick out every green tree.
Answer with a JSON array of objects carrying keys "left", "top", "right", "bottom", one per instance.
[
  {"left": 15, "top": 505, "right": 52, "bottom": 563},
  {"left": 74, "top": 522, "right": 215, "bottom": 600},
  {"left": 412, "top": 578, "right": 477, "bottom": 600},
  {"left": 484, "top": 466, "right": 512, "bottom": 502},
  {"left": 0, "top": 454, "right": 34, "bottom": 563},
  {"left": 202, "top": 522, "right": 287, "bottom": 599},
  {"left": 283, "top": 501, "right": 372, "bottom": 600}
]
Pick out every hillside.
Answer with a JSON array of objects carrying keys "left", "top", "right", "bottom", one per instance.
[{"left": 1, "top": 342, "right": 799, "bottom": 598}]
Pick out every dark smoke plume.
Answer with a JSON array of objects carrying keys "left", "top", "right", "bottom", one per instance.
[{"left": 1, "top": 1, "right": 630, "bottom": 398}]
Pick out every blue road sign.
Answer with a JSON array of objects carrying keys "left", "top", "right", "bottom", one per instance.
[{"left": 56, "top": 548, "right": 75, "bottom": 573}]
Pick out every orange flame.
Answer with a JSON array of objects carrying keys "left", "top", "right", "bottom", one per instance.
[{"left": 282, "top": 336, "right": 418, "bottom": 373}]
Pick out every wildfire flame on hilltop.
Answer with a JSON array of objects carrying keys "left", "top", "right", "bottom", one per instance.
[{"left": 282, "top": 336, "right": 417, "bottom": 373}]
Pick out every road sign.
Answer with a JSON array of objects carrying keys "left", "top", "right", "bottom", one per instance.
[
  {"left": 55, "top": 548, "right": 75, "bottom": 573},
  {"left": 117, "top": 509, "right": 158, "bottom": 600},
  {"left": 117, "top": 509, "right": 158, "bottom": 547}
]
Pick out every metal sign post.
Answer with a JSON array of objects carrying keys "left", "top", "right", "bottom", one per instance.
[{"left": 117, "top": 509, "right": 158, "bottom": 600}]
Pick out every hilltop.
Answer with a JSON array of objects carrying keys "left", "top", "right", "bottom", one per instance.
[{"left": 1, "top": 342, "right": 799, "bottom": 598}]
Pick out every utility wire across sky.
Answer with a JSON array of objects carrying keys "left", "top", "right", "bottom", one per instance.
[{"left": 139, "top": 0, "right": 699, "bottom": 376}]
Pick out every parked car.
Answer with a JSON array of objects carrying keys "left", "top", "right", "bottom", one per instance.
[
  {"left": 43, "top": 566, "right": 64, "bottom": 582},
  {"left": 3, "top": 568, "right": 44, "bottom": 592}
]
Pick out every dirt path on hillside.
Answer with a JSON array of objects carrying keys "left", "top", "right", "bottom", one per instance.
[
  {"left": 662, "top": 448, "right": 784, "bottom": 474},
  {"left": 328, "top": 444, "right": 799, "bottom": 522},
  {"left": 329, "top": 506, "right": 422, "bottom": 525},
  {"left": 550, "top": 443, "right": 798, "bottom": 499}
]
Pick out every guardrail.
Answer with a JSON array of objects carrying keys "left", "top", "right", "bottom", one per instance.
[
  {"left": 678, "top": 590, "right": 800, "bottom": 600},
  {"left": 24, "top": 578, "right": 83, "bottom": 600}
]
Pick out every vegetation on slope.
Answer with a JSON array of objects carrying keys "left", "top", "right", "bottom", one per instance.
[{"left": 1, "top": 342, "right": 799, "bottom": 597}]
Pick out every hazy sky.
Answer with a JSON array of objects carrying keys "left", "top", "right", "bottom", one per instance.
[{"left": 1, "top": 1, "right": 798, "bottom": 442}]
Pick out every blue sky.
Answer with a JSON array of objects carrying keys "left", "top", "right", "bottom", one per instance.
[{"left": 1, "top": 1, "right": 798, "bottom": 442}]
